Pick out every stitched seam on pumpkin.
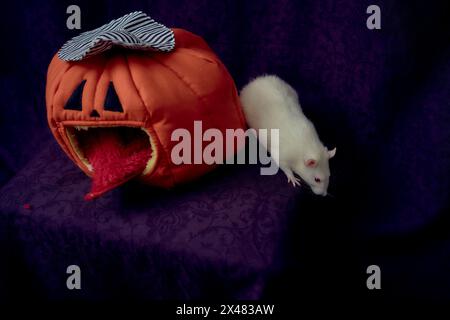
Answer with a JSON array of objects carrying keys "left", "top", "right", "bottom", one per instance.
[
  {"left": 152, "top": 55, "right": 243, "bottom": 129},
  {"left": 151, "top": 56, "right": 211, "bottom": 185},
  {"left": 61, "top": 120, "right": 145, "bottom": 127},
  {"left": 154, "top": 52, "right": 245, "bottom": 129},
  {"left": 52, "top": 64, "right": 75, "bottom": 119},
  {"left": 176, "top": 48, "right": 219, "bottom": 65},
  {"left": 92, "top": 58, "right": 109, "bottom": 116},
  {"left": 152, "top": 56, "right": 225, "bottom": 186},
  {"left": 151, "top": 55, "right": 205, "bottom": 105},
  {"left": 123, "top": 54, "right": 176, "bottom": 186},
  {"left": 218, "top": 63, "right": 247, "bottom": 128}
]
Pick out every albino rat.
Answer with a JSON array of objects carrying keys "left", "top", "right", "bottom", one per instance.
[{"left": 240, "top": 75, "right": 336, "bottom": 196}]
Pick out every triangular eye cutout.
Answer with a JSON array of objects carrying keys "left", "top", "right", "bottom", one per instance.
[
  {"left": 64, "top": 80, "right": 85, "bottom": 111},
  {"left": 104, "top": 82, "right": 123, "bottom": 113}
]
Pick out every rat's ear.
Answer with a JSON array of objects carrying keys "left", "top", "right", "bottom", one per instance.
[
  {"left": 305, "top": 158, "right": 317, "bottom": 168},
  {"left": 328, "top": 147, "right": 336, "bottom": 159}
]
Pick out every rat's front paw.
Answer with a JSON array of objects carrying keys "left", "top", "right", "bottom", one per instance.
[
  {"left": 288, "top": 176, "right": 301, "bottom": 187},
  {"left": 283, "top": 169, "right": 301, "bottom": 187}
]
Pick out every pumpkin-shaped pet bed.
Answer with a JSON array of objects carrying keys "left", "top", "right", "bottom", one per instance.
[{"left": 46, "top": 12, "right": 246, "bottom": 200}]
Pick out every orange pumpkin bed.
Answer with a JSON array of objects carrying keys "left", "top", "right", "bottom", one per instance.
[{"left": 46, "top": 24, "right": 246, "bottom": 200}]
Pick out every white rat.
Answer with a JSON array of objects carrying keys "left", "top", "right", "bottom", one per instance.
[{"left": 240, "top": 75, "right": 336, "bottom": 196}]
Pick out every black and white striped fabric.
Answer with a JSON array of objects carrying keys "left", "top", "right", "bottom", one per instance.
[{"left": 58, "top": 11, "right": 175, "bottom": 61}]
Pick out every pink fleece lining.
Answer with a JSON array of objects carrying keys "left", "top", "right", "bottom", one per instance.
[{"left": 75, "top": 127, "right": 152, "bottom": 200}]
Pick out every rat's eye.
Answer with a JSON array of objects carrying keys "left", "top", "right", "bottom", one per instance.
[{"left": 314, "top": 177, "right": 321, "bottom": 183}]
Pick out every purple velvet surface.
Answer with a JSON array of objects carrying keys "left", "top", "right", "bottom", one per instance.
[
  {"left": 0, "top": 142, "right": 300, "bottom": 299},
  {"left": 1, "top": 0, "right": 450, "bottom": 302}
]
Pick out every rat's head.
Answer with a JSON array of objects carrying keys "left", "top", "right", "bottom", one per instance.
[{"left": 296, "top": 147, "right": 336, "bottom": 196}]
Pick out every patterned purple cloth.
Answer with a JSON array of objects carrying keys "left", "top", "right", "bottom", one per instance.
[
  {"left": 0, "top": 141, "right": 300, "bottom": 299},
  {"left": 1, "top": 0, "right": 450, "bottom": 303}
]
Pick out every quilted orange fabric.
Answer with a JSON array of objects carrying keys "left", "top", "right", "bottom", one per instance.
[{"left": 46, "top": 28, "right": 246, "bottom": 198}]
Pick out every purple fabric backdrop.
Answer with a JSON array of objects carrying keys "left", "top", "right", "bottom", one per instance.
[{"left": 1, "top": 0, "right": 450, "bottom": 303}]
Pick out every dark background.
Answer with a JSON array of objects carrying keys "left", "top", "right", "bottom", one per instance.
[{"left": 1, "top": 0, "right": 450, "bottom": 305}]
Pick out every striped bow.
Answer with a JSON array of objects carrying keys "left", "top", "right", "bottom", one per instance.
[{"left": 58, "top": 11, "right": 175, "bottom": 61}]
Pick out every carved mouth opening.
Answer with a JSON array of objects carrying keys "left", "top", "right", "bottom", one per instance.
[{"left": 66, "top": 126, "right": 156, "bottom": 200}]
